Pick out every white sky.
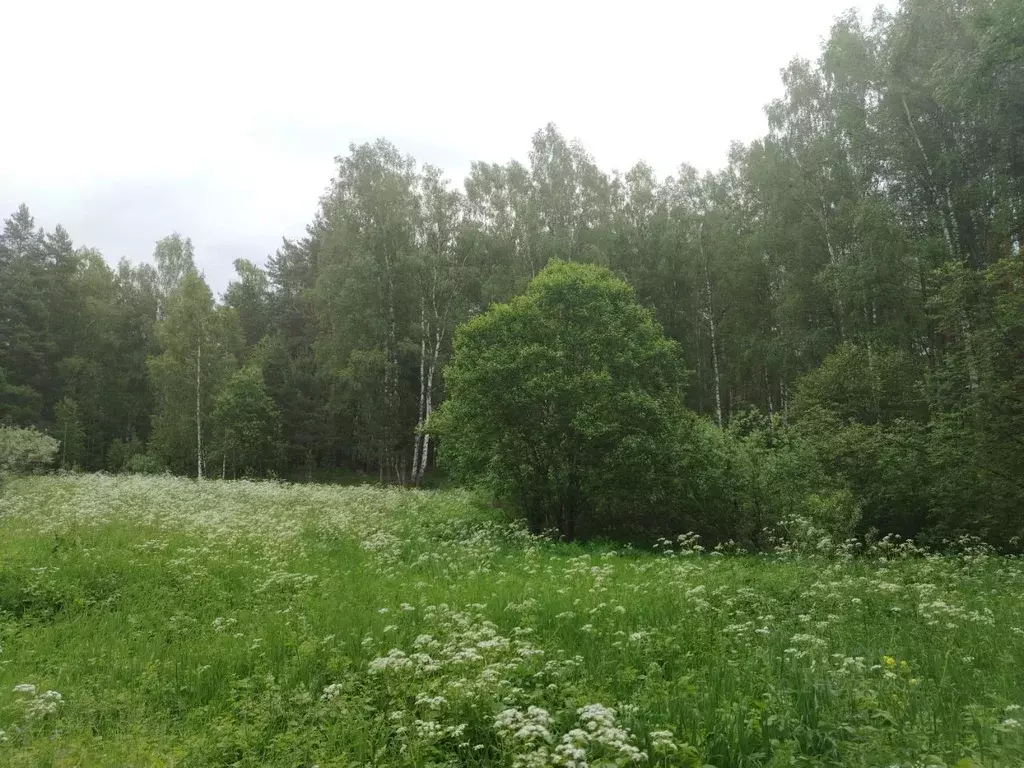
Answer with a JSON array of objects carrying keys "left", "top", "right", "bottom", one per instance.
[{"left": 0, "top": 0, "right": 895, "bottom": 294}]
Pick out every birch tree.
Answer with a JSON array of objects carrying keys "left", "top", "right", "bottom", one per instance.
[
  {"left": 153, "top": 234, "right": 196, "bottom": 319},
  {"left": 149, "top": 270, "right": 232, "bottom": 477},
  {"left": 411, "top": 166, "right": 469, "bottom": 483}
]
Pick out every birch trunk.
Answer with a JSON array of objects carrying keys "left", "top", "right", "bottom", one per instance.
[
  {"left": 902, "top": 96, "right": 959, "bottom": 262},
  {"left": 413, "top": 301, "right": 427, "bottom": 482},
  {"left": 699, "top": 220, "right": 724, "bottom": 428},
  {"left": 379, "top": 249, "right": 399, "bottom": 484},
  {"left": 962, "top": 313, "right": 980, "bottom": 393},
  {"left": 818, "top": 197, "right": 845, "bottom": 339},
  {"left": 707, "top": 294, "right": 723, "bottom": 428},
  {"left": 196, "top": 337, "right": 203, "bottom": 480},
  {"left": 416, "top": 326, "right": 443, "bottom": 483}
]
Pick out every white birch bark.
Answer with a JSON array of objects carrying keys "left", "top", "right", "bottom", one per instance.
[
  {"left": 196, "top": 336, "right": 203, "bottom": 480},
  {"left": 416, "top": 326, "right": 443, "bottom": 483},
  {"left": 902, "top": 96, "right": 959, "bottom": 262},
  {"left": 699, "top": 220, "right": 724, "bottom": 428},
  {"left": 413, "top": 300, "right": 427, "bottom": 482}
]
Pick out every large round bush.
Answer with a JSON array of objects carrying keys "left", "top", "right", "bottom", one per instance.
[{"left": 432, "top": 261, "right": 689, "bottom": 540}]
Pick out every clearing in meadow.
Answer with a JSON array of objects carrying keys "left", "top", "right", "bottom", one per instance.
[{"left": 0, "top": 474, "right": 1022, "bottom": 767}]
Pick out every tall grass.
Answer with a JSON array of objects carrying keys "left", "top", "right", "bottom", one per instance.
[{"left": 0, "top": 474, "right": 1022, "bottom": 766}]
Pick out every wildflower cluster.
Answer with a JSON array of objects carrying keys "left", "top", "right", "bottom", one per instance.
[
  {"left": 494, "top": 703, "right": 663, "bottom": 768},
  {"left": 10, "top": 683, "right": 63, "bottom": 720}
]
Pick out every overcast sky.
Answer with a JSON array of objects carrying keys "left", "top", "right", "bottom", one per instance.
[{"left": 1, "top": 0, "right": 895, "bottom": 295}]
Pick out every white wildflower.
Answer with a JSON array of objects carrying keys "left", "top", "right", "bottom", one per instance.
[
  {"left": 24, "top": 690, "right": 63, "bottom": 719},
  {"left": 414, "top": 719, "right": 443, "bottom": 738},
  {"left": 414, "top": 693, "right": 446, "bottom": 708},
  {"left": 321, "top": 683, "right": 344, "bottom": 701},
  {"left": 368, "top": 648, "right": 414, "bottom": 673},
  {"left": 650, "top": 729, "right": 678, "bottom": 751}
]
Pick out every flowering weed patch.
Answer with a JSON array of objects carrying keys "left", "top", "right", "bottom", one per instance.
[{"left": 1, "top": 475, "right": 1023, "bottom": 766}]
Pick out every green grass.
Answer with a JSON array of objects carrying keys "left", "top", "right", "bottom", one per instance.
[{"left": 1, "top": 475, "right": 1023, "bottom": 767}]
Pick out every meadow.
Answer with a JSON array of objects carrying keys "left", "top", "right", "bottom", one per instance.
[{"left": 1, "top": 475, "right": 1022, "bottom": 767}]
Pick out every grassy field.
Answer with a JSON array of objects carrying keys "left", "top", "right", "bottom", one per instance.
[{"left": 1, "top": 476, "right": 1023, "bottom": 767}]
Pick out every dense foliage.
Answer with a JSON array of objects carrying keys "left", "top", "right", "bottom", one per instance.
[
  {"left": 0, "top": 427, "right": 59, "bottom": 476},
  {"left": 1, "top": 0, "right": 1022, "bottom": 545},
  {"left": 434, "top": 261, "right": 689, "bottom": 540},
  {"left": 2, "top": 475, "right": 1024, "bottom": 766}
]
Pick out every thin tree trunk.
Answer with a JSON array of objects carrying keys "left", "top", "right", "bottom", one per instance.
[
  {"left": 945, "top": 185, "right": 961, "bottom": 261},
  {"left": 196, "top": 337, "right": 203, "bottom": 480},
  {"left": 818, "top": 197, "right": 846, "bottom": 339},
  {"left": 416, "top": 326, "right": 443, "bottom": 483},
  {"left": 902, "top": 96, "right": 959, "bottom": 263},
  {"left": 782, "top": 378, "right": 789, "bottom": 416},
  {"left": 695, "top": 326, "right": 703, "bottom": 413},
  {"left": 699, "top": 220, "right": 724, "bottom": 428},
  {"left": 707, "top": 301, "right": 723, "bottom": 428},
  {"left": 413, "top": 301, "right": 427, "bottom": 484},
  {"left": 962, "top": 313, "right": 980, "bottom": 393},
  {"left": 386, "top": 265, "right": 399, "bottom": 484}
]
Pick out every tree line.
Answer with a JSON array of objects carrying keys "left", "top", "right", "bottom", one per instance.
[{"left": 1, "top": 0, "right": 1022, "bottom": 545}]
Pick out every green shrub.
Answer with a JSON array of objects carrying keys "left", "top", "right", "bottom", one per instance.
[
  {"left": 125, "top": 453, "right": 169, "bottom": 475},
  {"left": 432, "top": 260, "right": 691, "bottom": 541},
  {"left": 722, "top": 410, "right": 860, "bottom": 550},
  {"left": 0, "top": 425, "right": 60, "bottom": 475},
  {"left": 636, "top": 413, "right": 739, "bottom": 544}
]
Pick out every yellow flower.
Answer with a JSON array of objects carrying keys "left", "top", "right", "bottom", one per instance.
[{"left": 883, "top": 655, "right": 897, "bottom": 668}]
